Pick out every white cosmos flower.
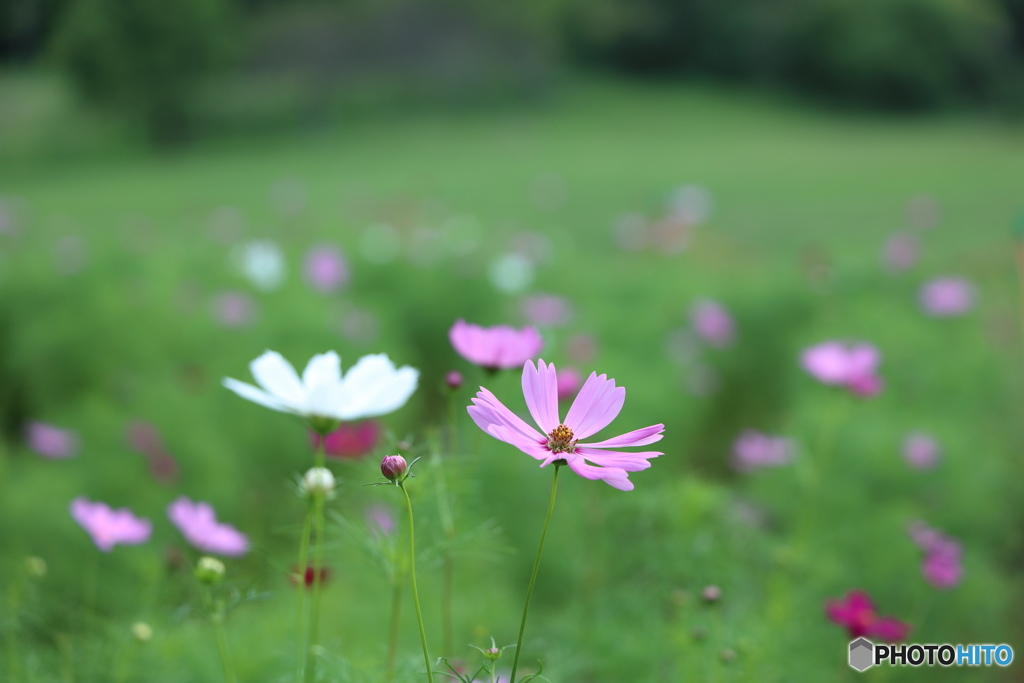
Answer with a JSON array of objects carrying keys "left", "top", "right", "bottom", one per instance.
[{"left": 222, "top": 350, "right": 418, "bottom": 421}]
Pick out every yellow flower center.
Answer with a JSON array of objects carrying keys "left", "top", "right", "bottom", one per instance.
[{"left": 547, "top": 424, "right": 576, "bottom": 454}]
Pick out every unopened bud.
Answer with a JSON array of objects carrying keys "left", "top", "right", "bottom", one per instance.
[
  {"left": 131, "top": 621, "right": 153, "bottom": 642},
  {"left": 380, "top": 455, "right": 408, "bottom": 482},
  {"left": 303, "top": 467, "right": 336, "bottom": 497},
  {"left": 195, "top": 556, "right": 225, "bottom": 584},
  {"left": 445, "top": 370, "right": 463, "bottom": 390},
  {"left": 483, "top": 646, "right": 502, "bottom": 661}
]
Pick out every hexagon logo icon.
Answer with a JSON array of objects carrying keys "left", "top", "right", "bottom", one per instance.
[{"left": 849, "top": 638, "right": 874, "bottom": 671}]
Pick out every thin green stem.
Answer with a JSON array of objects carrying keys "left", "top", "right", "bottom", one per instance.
[
  {"left": 294, "top": 501, "right": 313, "bottom": 682},
  {"left": 306, "top": 494, "right": 326, "bottom": 683},
  {"left": 385, "top": 579, "right": 403, "bottom": 683},
  {"left": 203, "top": 586, "right": 237, "bottom": 683},
  {"left": 400, "top": 481, "right": 433, "bottom": 683},
  {"left": 509, "top": 465, "right": 561, "bottom": 683}
]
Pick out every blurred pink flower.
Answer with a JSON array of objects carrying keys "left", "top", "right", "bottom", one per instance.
[
  {"left": 26, "top": 422, "right": 79, "bottom": 459},
  {"left": 920, "top": 277, "right": 975, "bottom": 317},
  {"left": 690, "top": 300, "right": 734, "bottom": 347},
  {"left": 801, "top": 341, "right": 883, "bottom": 397},
  {"left": 882, "top": 232, "right": 919, "bottom": 272},
  {"left": 731, "top": 430, "right": 793, "bottom": 471},
  {"left": 902, "top": 433, "right": 939, "bottom": 469},
  {"left": 125, "top": 422, "right": 179, "bottom": 485},
  {"left": 445, "top": 370, "right": 463, "bottom": 390},
  {"left": 468, "top": 359, "right": 664, "bottom": 491},
  {"left": 565, "top": 333, "right": 597, "bottom": 364},
  {"left": 520, "top": 294, "right": 573, "bottom": 327},
  {"left": 304, "top": 245, "right": 350, "bottom": 293},
  {"left": 70, "top": 498, "right": 152, "bottom": 552},
  {"left": 908, "top": 521, "right": 962, "bottom": 589},
  {"left": 167, "top": 496, "right": 249, "bottom": 557},
  {"left": 449, "top": 319, "right": 543, "bottom": 371},
  {"left": 555, "top": 367, "right": 582, "bottom": 401},
  {"left": 310, "top": 420, "right": 381, "bottom": 459},
  {"left": 366, "top": 504, "right": 396, "bottom": 538},
  {"left": 826, "top": 590, "right": 910, "bottom": 641},
  {"left": 213, "top": 291, "right": 256, "bottom": 328}
]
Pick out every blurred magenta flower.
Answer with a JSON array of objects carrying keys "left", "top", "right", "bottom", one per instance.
[
  {"left": 826, "top": 590, "right": 910, "bottom": 641},
  {"left": 555, "top": 367, "right": 582, "bottom": 402},
  {"left": 731, "top": 430, "right": 794, "bottom": 471},
  {"left": 920, "top": 277, "right": 975, "bottom": 317},
  {"left": 882, "top": 232, "right": 919, "bottom": 272},
  {"left": 902, "top": 432, "right": 939, "bottom": 469},
  {"left": 520, "top": 294, "right": 573, "bottom": 327},
  {"left": 449, "top": 319, "right": 543, "bottom": 371},
  {"left": 908, "top": 521, "right": 963, "bottom": 589},
  {"left": 310, "top": 420, "right": 381, "bottom": 459},
  {"left": 167, "top": 496, "right": 249, "bottom": 557},
  {"left": 212, "top": 291, "right": 256, "bottom": 328},
  {"left": 801, "top": 341, "right": 883, "bottom": 397},
  {"left": 70, "top": 498, "right": 152, "bottom": 552},
  {"left": 468, "top": 359, "right": 664, "bottom": 491},
  {"left": 25, "top": 422, "right": 79, "bottom": 459},
  {"left": 223, "top": 351, "right": 418, "bottom": 421},
  {"left": 445, "top": 370, "right": 463, "bottom": 390},
  {"left": 303, "top": 245, "right": 350, "bottom": 293},
  {"left": 690, "top": 300, "right": 734, "bottom": 347},
  {"left": 366, "top": 504, "right": 396, "bottom": 538},
  {"left": 125, "top": 421, "right": 179, "bottom": 485}
]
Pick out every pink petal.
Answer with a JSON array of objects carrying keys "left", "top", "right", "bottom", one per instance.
[
  {"left": 521, "top": 360, "right": 560, "bottom": 434},
  {"left": 870, "top": 617, "right": 911, "bottom": 642},
  {"left": 468, "top": 388, "right": 545, "bottom": 446},
  {"left": 564, "top": 371, "right": 625, "bottom": 440},
  {"left": 565, "top": 457, "right": 633, "bottom": 491},
  {"left": 488, "top": 425, "right": 550, "bottom": 461},
  {"left": 575, "top": 446, "right": 659, "bottom": 472},
  {"left": 579, "top": 424, "right": 664, "bottom": 449}
]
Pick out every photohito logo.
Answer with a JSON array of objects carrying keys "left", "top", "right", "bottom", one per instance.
[{"left": 848, "top": 639, "right": 1014, "bottom": 671}]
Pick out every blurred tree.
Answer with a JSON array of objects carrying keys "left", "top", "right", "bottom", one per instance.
[{"left": 49, "top": 0, "right": 237, "bottom": 144}]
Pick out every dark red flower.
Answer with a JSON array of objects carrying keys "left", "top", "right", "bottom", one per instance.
[
  {"left": 826, "top": 590, "right": 910, "bottom": 641},
  {"left": 309, "top": 420, "right": 381, "bottom": 459}
]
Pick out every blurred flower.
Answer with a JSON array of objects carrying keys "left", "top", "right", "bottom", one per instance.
[
  {"left": 668, "top": 184, "right": 713, "bottom": 225},
  {"left": 468, "top": 359, "right": 664, "bottom": 491},
  {"left": 303, "top": 245, "right": 350, "bottom": 293},
  {"left": 25, "top": 422, "right": 79, "bottom": 459},
  {"left": 167, "top": 496, "right": 249, "bottom": 557},
  {"left": 195, "top": 556, "right": 226, "bottom": 584},
  {"left": 449, "top": 320, "right": 543, "bottom": 372},
  {"left": 825, "top": 590, "right": 910, "bottom": 641},
  {"left": 489, "top": 252, "right": 534, "bottom": 293},
  {"left": 366, "top": 504, "right": 396, "bottom": 538},
  {"left": 611, "top": 213, "right": 649, "bottom": 251},
  {"left": 702, "top": 585, "right": 722, "bottom": 603},
  {"left": 555, "top": 367, "right": 582, "bottom": 402},
  {"left": 882, "top": 232, "right": 919, "bottom": 272},
  {"left": 234, "top": 240, "right": 286, "bottom": 292},
  {"left": 301, "top": 467, "right": 336, "bottom": 497},
  {"left": 731, "top": 430, "right": 794, "bottom": 472},
  {"left": 223, "top": 351, "right": 419, "bottom": 422},
  {"left": 445, "top": 370, "right": 463, "bottom": 390},
  {"left": 690, "top": 300, "right": 734, "bottom": 348},
  {"left": 311, "top": 420, "right": 381, "bottom": 459},
  {"left": 902, "top": 432, "right": 939, "bottom": 470},
  {"left": 337, "top": 306, "right": 379, "bottom": 345},
  {"left": 801, "top": 341, "right": 883, "bottom": 397},
  {"left": 565, "top": 333, "right": 597, "bottom": 364},
  {"left": 70, "top": 498, "right": 152, "bottom": 552},
  {"left": 650, "top": 216, "right": 691, "bottom": 255},
  {"left": 908, "top": 521, "right": 963, "bottom": 590},
  {"left": 521, "top": 294, "right": 573, "bottom": 327},
  {"left": 920, "top": 277, "right": 975, "bottom": 317},
  {"left": 212, "top": 291, "right": 257, "bottom": 328},
  {"left": 125, "top": 421, "right": 179, "bottom": 485},
  {"left": 131, "top": 622, "right": 153, "bottom": 643}
]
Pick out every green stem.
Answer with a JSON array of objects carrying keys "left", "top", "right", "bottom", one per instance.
[
  {"left": 385, "top": 579, "right": 402, "bottom": 683},
  {"left": 203, "top": 586, "right": 237, "bottom": 683},
  {"left": 294, "top": 501, "right": 313, "bottom": 682},
  {"left": 400, "top": 481, "right": 433, "bottom": 682},
  {"left": 509, "top": 465, "right": 561, "bottom": 683},
  {"left": 306, "top": 494, "right": 326, "bottom": 683}
]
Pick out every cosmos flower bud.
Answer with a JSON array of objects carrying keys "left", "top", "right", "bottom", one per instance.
[
  {"left": 131, "top": 622, "right": 153, "bottom": 643},
  {"left": 445, "top": 370, "right": 463, "bottom": 390},
  {"left": 483, "top": 646, "right": 502, "bottom": 661},
  {"left": 195, "top": 556, "right": 226, "bottom": 584},
  {"left": 380, "top": 455, "right": 408, "bottom": 482},
  {"left": 302, "top": 467, "right": 336, "bottom": 497}
]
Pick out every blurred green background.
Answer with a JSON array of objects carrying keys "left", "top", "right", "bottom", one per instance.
[{"left": 1, "top": 0, "right": 1023, "bottom": 681}]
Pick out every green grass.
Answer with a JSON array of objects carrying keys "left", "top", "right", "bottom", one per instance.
[{"left": 1, "top": 73, "right": 1022, "bottom": 682}]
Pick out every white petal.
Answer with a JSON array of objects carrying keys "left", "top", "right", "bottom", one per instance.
[
  {"left": 222, "top": 377, "right": 297, "bottom": 414},
  {"left": 249, "top": 351, "right": 305, "bottom": 405},
  {"left": 335, "top": 354, "right": 419, "bottom": 419},
  {"left": 302, "top": 351, "right": 342, "bottom": 392}
]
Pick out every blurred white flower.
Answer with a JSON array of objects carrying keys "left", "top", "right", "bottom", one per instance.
[
  {"left": 223, "top": 351, "right": 418, "bottom": 421},
  {"left": 233, "top": 240, "right": 286, "bottom": 292},
  {"left": 489, "top": 252, "right": 534, "bottom": 293}
]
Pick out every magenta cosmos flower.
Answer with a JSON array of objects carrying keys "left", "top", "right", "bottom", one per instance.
[
  {"left": 449, "top": 319, "right": 543, "bottom": 371},
  {"left": 920, "top": 277, "right": 975, "bottom": 317},
  {"left": 801, "top": 341, "right": 883, "bottom": 397},
  {"left": 26, "top": 422, "right": 79, "bottom": 459},
  {"left": 167, "top": 496, "right": 249, "bottom": 557},
  {"left": 731, "top": 430, "right": 793, "bottom": 472},
  {"left": 826, "top": 590, "right": 910, "bottom": 641},
  {"left": 468, "top": 360, "right": 664, "bottom": 491},
  {"left": 309, "top": 420, "right": 381, "bottom": 459},
  {"left": 70, "top": 498, "right": 152, "bottom": 552},
  {"left": 908, "top": 521, "right": 963, "bottom": 589}
]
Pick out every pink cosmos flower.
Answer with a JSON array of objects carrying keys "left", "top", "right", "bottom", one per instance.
[
  {"left": 366, "top": 505, "right": 396, "bottom": 538},
  {"left": 731, "top": 430, "right": 794, "bottom": 472},
  {"left": 26, "top": 422, "right": 79, "bottom": 459},
  {"left": 908, "top": 521, "right": 963, "bottom": 589},
  {"left": 304, "top": 246, "right": 350, "bottom": 293},
  {"left": 556, "top": 367, "right": 582, "bottom": 402},
  {"left": 468, "top": 360, "right": 664, "bottom": 491},
  {"left": 690, "top": 300, "right": 734, "bottom": 348},
  {"left": 520, "top": 294, "right": 573, "bottom": 327},
  {"left": 310, "top": 420, "right": 381, "bottom": 459},
  {"left": 213, "top": 291, "right": 256, "bottom": 328},
  {"left": 449, "top": 319, "right": 543, "bottom": 371},
  {"left": 167, "top": 496, "right": 249, "bottom": 557},
  {"left": 801, "top": 341, "right": 883, "bottom": 397},
  {"left": 826, "top": 590, "right": 910, "bottom": 641},
  {"left": 920, "top": 277, "right": 975, "bottom": 317},
  {"left": 882, "top": 232, "right": 919, "bottom": 272},
  {"left": 902, "top": 433, "right": 939, "bottom": 470},
  {"left": 70, "top": 498, "right": 152, "bottom": 552}
]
